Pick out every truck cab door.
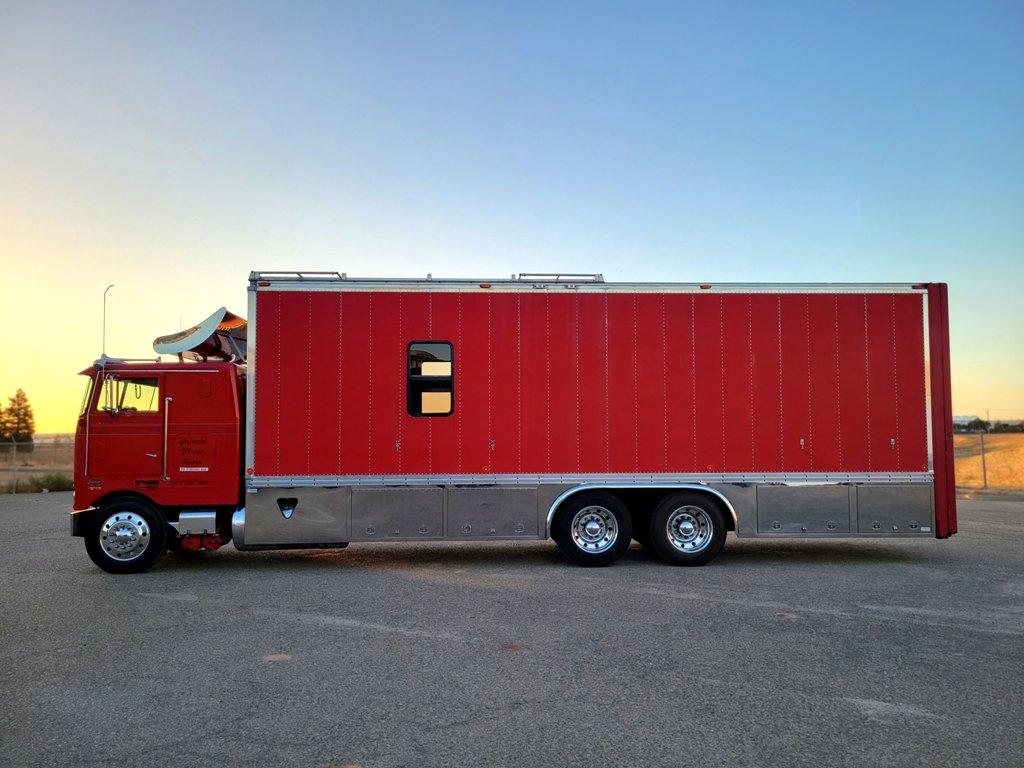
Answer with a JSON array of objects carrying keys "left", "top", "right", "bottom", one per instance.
[
  {"left": 161, "top": 369, "right": 239, "bottom": 499},
  {"left": 88, "top": 374, "right": 164, "bottom": 486}
]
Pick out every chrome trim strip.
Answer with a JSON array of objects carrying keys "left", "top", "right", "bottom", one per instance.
[
  {"left": 246, "top": 471, "right": 933, "bottom": 488},
  {"left": 251, "top": 278, "right": 929, "bottom": 295},
  {"left": 544, "top": 483, "right": 740, "bottom": 538},
  {"left": 96, "top": 369, "right": 223, "bottom": 374},
  {"left": 162, "top": 396, "right": 173, "bottom": 481},
  {"left": 83, "top": 391, "right": 92, "bottom": 476},
  {"left": 245, "top": 283, "right": 257, "bottom": 477},
  {"left": 922, "top": 290, "right": 934, "bottom": 472}
]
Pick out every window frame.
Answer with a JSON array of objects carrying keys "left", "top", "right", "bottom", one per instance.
[
  {"left": 406, "top": 339, "right": 455, "bottom": 418},
  {"left": 95, "top": 374, "right": 162, "bottom": 416},
  {"left": 78, "top": 376, "right": 95, "bottom": 418}
]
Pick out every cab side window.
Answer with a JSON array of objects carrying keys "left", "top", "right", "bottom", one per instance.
[{"left": 96, "top": 376, "right": 160, "bottom": 414}]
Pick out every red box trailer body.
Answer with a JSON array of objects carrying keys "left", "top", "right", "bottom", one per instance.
[{"left": 70, "top": 273, "right": 956, "bottom": 573}]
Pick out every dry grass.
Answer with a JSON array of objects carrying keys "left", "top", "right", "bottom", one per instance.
[
  {"left": 954, "top": 433, "right": 1024, "bottom": 489},
  {"left": 0, "top": 471, "right": 73, "bottom": 494}
]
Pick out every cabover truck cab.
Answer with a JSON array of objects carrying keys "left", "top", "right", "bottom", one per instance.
[
  {"left": 71, "top": 274, "right": 957, "bottom": 574},
  {"left": 71, "top": 358, "right": 245, "bottom": 570}
]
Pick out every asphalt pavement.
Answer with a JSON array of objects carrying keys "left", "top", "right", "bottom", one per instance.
[{"left": 1, "top": 492, "right": 1021, "bottom": 768}]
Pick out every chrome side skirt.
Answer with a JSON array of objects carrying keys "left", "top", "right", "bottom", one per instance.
[{"left": 232, "top": 480, "right": 935, "bottom": 549}]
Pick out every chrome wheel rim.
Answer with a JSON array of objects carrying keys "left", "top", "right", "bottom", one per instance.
[
  {"left": 99, "top": 512, "right": 150, "bottom": 562},
  {"left": 666, "top": 506, "right": 713, "bottom": 553},
  {"left": 570, "top": 506, "right": 618, "bottom": 553}
]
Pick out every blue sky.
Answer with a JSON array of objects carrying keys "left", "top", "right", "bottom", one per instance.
[{"left": 1, "top": 1, "right": 1022, "bottom": 429}]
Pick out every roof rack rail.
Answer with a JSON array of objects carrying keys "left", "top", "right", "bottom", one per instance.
[
  {"left": 250, "top": 271, "right": 345, "bottom": 283},
  {"left": 94, "top": 355, "right": 160, "bottom": 366},
  {"left": 516, "top": 273, "right": 604, "bottom": 283}
]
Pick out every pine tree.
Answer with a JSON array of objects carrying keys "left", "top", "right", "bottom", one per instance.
[{"left": 5, "top": 389, "right": 35, "bottom": 444}]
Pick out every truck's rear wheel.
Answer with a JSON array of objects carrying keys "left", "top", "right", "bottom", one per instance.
[
  {"left": 552, "top": 491, "right": 632, "bottom": 567},
  {"left": 649, "top": 492, "right": 726, "bottom": 566},
  {"left": 84, "top": 499, "right": 167, "bottom": 574}
]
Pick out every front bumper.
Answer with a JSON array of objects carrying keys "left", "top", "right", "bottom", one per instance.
[{"left": 70, "top": 509, "right": 93, "bottom": 537}]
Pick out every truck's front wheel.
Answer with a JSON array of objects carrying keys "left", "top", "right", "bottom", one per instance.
[{"left": 84, "top": 500, "right": 167, "bottom": 574}]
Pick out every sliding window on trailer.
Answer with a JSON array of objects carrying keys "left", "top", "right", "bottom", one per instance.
[{"left": 407, "top": 341, "right": 454, "bottom": 416}]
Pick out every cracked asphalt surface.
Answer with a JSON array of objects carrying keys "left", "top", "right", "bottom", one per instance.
[{"left": 1, "top": 492, "right": 1022, "bottom": 767}]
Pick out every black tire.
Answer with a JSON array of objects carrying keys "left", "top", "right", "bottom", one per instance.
[
  {"left": 551, "top": 491, "right": 632, "bottom": 567},
  {"left": 648, "top": 492, "right": 727, "bottom": 566},
  {"left": 84, "top": 499, "right": 167, "bottom": 574}
]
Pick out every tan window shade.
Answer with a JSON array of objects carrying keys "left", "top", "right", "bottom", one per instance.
[
  {"left": 408, "top": 341, "right": 454, "bottom": 417},
  {"left": 421, "top": 361, "right": 452, "bottom": 376},
  {"left": 421, "top": 391, "right": 452, "bottom": 414}
]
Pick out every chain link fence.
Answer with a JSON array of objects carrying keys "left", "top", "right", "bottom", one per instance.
[
  {"left": 953, "top": 433, "right": 1024, "bottom": 490},
  {"left": 1, "top": 435, "right": 74, "bottom": 493}
]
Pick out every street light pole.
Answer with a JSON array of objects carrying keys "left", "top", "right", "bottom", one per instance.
[{"left": 102, "top": 284, "right": 115, "bottom": 357}]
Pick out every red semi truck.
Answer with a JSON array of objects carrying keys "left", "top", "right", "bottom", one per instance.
[{"left": 71, "top": 272, "right": 957, "bottom": 574}]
